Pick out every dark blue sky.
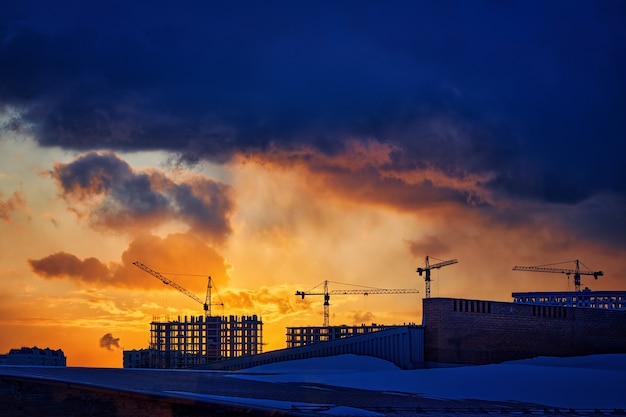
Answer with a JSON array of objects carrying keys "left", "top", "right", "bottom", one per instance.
[{"left": 2, "top": 0, "right": 626, "bottom": 240}]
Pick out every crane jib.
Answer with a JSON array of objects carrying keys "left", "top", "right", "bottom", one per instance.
[
  {"left": 295, "top": 280, "right": 419, "bottom": 327},
  {"left": 133, "top": 260, "right": 215, "bottom": 315}
]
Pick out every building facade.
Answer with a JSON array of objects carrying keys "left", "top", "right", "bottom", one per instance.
[
  {"left": 423, "top": 296, "right": 626, "bottom": 365},
  {"left": 512, "top": 290, "right": 626, "bottom": 310}
]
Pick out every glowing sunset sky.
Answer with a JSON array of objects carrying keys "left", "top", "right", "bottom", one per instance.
[{"left": 1, "top": 1, "right": 625, "bottom": 367}]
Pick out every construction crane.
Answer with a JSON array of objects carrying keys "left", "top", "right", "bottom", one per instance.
[
  {"left": 416, "top": 256, "right": 458, "bottom": 298},
  {"left": 132, "top": 261, "right": 223, "bottom": 316},
  {"left": 512, "top": 259, "right": 603, "bottom": 292},
  {"left": 203, "top": 275, "right": 224, "bottom": 316},
  {"left": 295, "top": 280, "right": 420, "bottom": 327}
]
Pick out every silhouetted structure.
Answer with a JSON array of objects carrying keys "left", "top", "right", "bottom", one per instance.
[
  {"left": 424, "top": 295, "right": 626, "bottom": 365},
  {"left": 124, "top": 315, "right": 262, "bottom": 368},
  {"left": 512, "top": 289, "right": 626, "bottom": 310},
  {"left": 286, "top": 324, "right": 411, "bottom": 347},
  {"left": 0, "top": 346, "right": 66, "bottom": 366}
]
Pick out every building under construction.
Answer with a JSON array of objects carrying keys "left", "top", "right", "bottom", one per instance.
[
  {"left": 123, "top": 257, "right": 626, "bottom": 370},
  {"left": 124, "top": 314, "right": 263, "bottom": 369},
  {"left": 286, "top": 324, "right": 415, "bottom": 348},
  {"left": 124, "top": 261, "right": 264, "bottom": 369}
]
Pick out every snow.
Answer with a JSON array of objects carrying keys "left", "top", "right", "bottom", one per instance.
[{"left": 230, "top": 354, "right": 626, "bottom": 409}]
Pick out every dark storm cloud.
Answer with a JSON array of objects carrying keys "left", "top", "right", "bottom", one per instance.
[
  {"left": 53, "top": 152, "right": 234, "bottom": 241},
  {"left": 2, "top": 1, "right": 626, "bottom": 204},
  {"left": 542, "top": 194, "right": 626, "bottom": 249}
]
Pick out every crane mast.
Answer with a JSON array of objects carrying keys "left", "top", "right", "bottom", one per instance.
[
  {"left": 133, "top": 261, "right": 222, "bottom": 316},
  {"left": 512, "top": 259, "right": 603, "bottom": 292},
  {"left": 416, "top": 256, "right": 458, "bottom": 298},
  {"left": 204, "top": 276, "right": 225, "bottom": 316},
  {"left": 296, "top": 280, "right": 420, "bottom": 327}
]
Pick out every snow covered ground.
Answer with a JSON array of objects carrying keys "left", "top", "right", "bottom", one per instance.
[{"left": 230, "top": 354, "right": 626, "bottom": 409}]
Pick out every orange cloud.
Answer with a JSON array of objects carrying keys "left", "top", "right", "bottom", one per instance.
[
  {"left": 121, "top": 233, "right": 232, "bottom": 287},
  {"left": 0, "top": 189, "right": 27, "bottom": 222},
  {"left": 349, "top": 310, "right": 375, "bottom": 324},
  {"left": 28, "top": 253, "right": 110, "bottom": 283},
  {"left": 236, "top": 142, "right": 495, "bottom": 231},
  {"left": 28, "top": 232, "right": 232, "bottom": 290},
  {"left": 405, "top": 235, "right": 451, "bottom": 258},
  {"left": 220, "top": 286, "right": 312, "bottom": 323}
]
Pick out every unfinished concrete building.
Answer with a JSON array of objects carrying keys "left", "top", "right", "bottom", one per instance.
[
  {"left": 285, "top": 324, "right": 413, "bottom": 348},
  {"left": 125, "top": 315, "right": 263, "bottom": 369}
]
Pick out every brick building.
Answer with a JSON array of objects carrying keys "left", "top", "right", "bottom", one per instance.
[{"left": 423, "top": 296, "right": 626, "bottom": 365}]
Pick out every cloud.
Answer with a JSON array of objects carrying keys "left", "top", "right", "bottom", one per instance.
[
  {"left": 121, "top": 233, "right": 232, "bottom": 288},
  {"left": 350, "top": 311, "right": 375, "bottom": 325},
  {"left": 28, "top": 232, "right": 232, "bottom": 289},
  {"left": 99, "top": 333, "right": 120, "bottom": 350},
  {"left": 28, "top": 252, "right": 110, "bottom": 282},
  {"left": 41, "top": 212, "right": 60, "bottom": 227},
  {"left": 52, "top": 152, "right": 235, "bottom": 242},
  {"left": 406, "top": 236, "right": 451, "bottom": 259},
  {"left": 0, "top": 190, "right": 27, "bottom": 222},
  {"left": 245, "top": 143, "right": 626, "bottom": 253},
  {"left": 220, "top": 286, "right": 312, "bottom": 323},
  {"left": 2, "top": 1, "right": 625, "bottom": 207},
  {"left": 245, "top": 141, "right": 493, "bottom": 213}
]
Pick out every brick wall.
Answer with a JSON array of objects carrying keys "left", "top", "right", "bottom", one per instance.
[{"left": 423, "top": 297, "right": 626, "bottom": 365}]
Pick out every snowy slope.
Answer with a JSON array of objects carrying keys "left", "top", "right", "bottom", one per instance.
[{"left": 231, "top": 354, "right": 626, "bottom": 409}]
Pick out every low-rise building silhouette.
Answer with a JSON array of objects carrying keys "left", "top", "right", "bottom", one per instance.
[{"left": 0, "top": 346, "right": 66, "bottom": 366}]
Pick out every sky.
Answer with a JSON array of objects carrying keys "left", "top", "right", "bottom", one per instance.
[{"left": 0, "top": 0, "right": 625, "bottom": 367}]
